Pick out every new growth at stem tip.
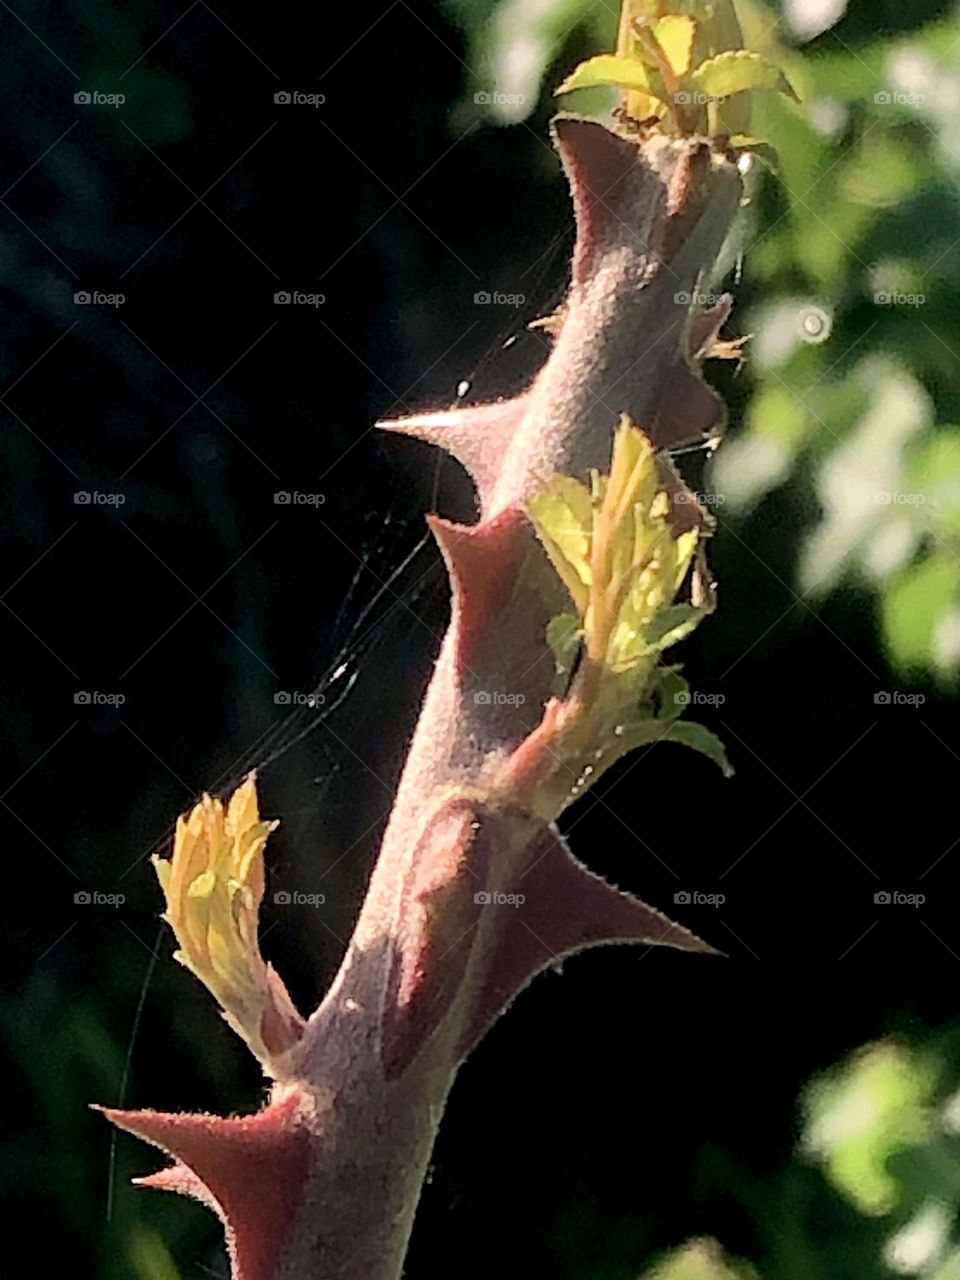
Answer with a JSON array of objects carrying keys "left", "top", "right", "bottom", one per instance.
[{"left": 557, "top": 0, "right": 797, "bottom": 142}]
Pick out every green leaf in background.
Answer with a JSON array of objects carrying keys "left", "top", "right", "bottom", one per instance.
[
  {"left": 126, "top": 1224, "right": 183, "bottom": 1280},
  {"left": 881, "top": 553, "right": 960, "bottom": 676},
  {"left": 641, "top": 1238, "right": 759, "bottom": 1280},
  {"left": 801, "top": 1040, "right": 937, "bottom": 1216},
  {"left": 908, "top": 428, "right": 960, "bottom": 540}
]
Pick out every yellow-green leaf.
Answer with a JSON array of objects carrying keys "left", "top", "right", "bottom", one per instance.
[
  {"left": 654, "top": 14, "right": 696, "bottom": 78},
  {"left": 691, "top": 50, "right": 799, "bottom": 103},
  {"left": 528, "top": 476, "right": 594, "bottom": 613},
  {"left": 556, "top": 54, "right": 669, "bottom": 104}
]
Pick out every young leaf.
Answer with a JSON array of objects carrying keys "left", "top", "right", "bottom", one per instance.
[
  {"left": 644, "top": 602, "right": 706, "bottom": 653},
  {"left": 662, "top": 720, "right": 734, "bottom": 776},
  {"left": 652, "top": 14, "right": 697, "bottom": 78},
  {"left": 691, "top": 50, "right": 799, "bottom": 103},
  {"left": 556, "top": 54, "right": 670, "bottom": 105},
  {"left": 527, "top": 474, "right": 594, "bottom": 613}
]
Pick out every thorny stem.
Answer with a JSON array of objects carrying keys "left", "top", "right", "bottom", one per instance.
[{"left": 101, "top": 4, "right": 758, "bottom": 1268}]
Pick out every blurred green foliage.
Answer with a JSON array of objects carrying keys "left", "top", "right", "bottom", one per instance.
[
  {"left": 624, "top": 1028, "right": 960, "bottom": 1280},
  {"left": 640, "top": 1239, "right": 759, "bottom": 1280},
  {"left": 801, "top": 1033, "right": 960, "bottom": 1275},
  {"left": 450, "top": 0, "right": 960, "bottom": 685}
]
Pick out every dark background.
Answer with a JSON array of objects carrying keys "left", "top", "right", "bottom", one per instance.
[{"left": 1, "top": 2, "right": 956, "bottom": 1277}]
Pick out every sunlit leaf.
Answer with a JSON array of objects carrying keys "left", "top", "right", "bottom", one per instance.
[
  {"left": 653, "top": 14, "right": 697, "bottom": 77},
  {"left": 556, "top": 53, "right": 669, "bottom": 103},
  {"left": 691, "top": 50, "right": 798, "bottom": 103}
]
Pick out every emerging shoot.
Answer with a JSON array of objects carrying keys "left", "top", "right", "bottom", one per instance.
[{"left": 152, "top": 775, "right": 304, "bottom": 1074}]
